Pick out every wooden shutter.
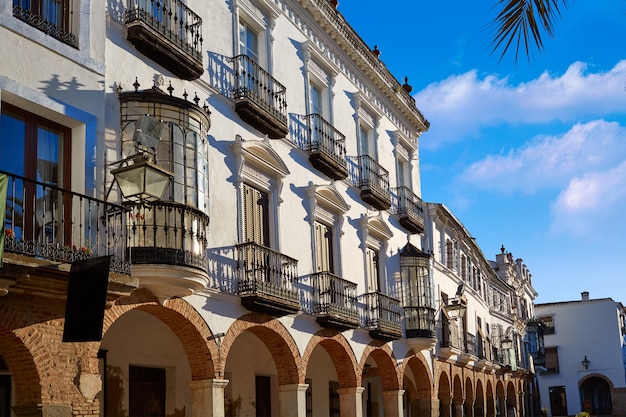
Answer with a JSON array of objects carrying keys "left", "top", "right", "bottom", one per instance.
[
  {"left": 243, "top": 183, "right": 269, "bottom": 247},
  {"left": 315, "top": 222, "right": 333, "bottom": 273}
]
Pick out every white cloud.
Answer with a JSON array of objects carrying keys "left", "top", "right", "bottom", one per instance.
[
  {"left": 457, "top": 120, "right": 626, "bottom": 194},
  {"left": 415, "top": 61, "right": 626, "bottom": 147},
  {"left": 549, "top": 161, "right": 626, "bottom": 236}
]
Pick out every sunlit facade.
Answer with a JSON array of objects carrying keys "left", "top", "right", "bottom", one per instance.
[{"left": 1, "top": 0, "right": 539, "bottom": 416}]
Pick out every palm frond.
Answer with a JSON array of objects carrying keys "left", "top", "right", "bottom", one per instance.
[{"left": 489, "top": 0, "right": 570, "bottom": 63}]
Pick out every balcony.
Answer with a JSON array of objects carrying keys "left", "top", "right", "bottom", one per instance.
[
  {"left": 124, "top": 0, "right": 203, "bottom": 80},
  {"left": 1, "top": 170, "right": 131, "bottom": 294},
  {"left": 390, "top": 187, "right": 424, "bottom": 234},
  {"left": 363, "top": 291, "right": 402, "bottom": 341},
  {"left": 126, "top": 202, "right": 209, "bottom": 270},
  {"left": 232, "top": 55, "right": 288, "bottom": 139},
  {"left": 458, "top": 333, "right": 478, "bottom": 365},
  {"left": 303, "top": 114, "right": 348, "bottom": 180},
  {"left": 236, "top": 242, "right": 300, "bottom": 316},
  {"left": 350, "top": 155, "right": 391, "bottom": 210},
  {"left": 312, "top": 272, "right": 359, "bottom": 331},
  {"left": 13, "top": 0, "right": 78, "bottom": 48}
]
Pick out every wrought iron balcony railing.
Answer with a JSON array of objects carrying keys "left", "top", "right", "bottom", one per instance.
[
  {"left": 124, "top": 0, "right": 203, "bottom": 80},
  {"left": 13, "top": 0, "right": 78, "bottom": 48},
  {"left": 312, "top": 271, "right": 359, "bottom": 330},
  {"left": 349, "top": 155, "right": 391, "bottom": 210},
  {"left": 1, "top": 170, "right": 130, "bottom": 274},
  {"left": 232, "top": 54, "right": 288, "bottom": 138},
  {"left": 303, "top": 114, "right": 348, "bottom": 180},
  {"left": 390, "top": 186, "right": 425, "bottom": 234},
  {"left": 236, "top": 242, "right": 300, "bottom": 316},
  {"left": 363, "top": 291, "right": 402, "bottom": 341},
  {"left": 125, "top": 202, "right": 209, "bottom": 272}
]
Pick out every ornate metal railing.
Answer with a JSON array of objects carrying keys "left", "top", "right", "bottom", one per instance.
[
  {"left": 125, "top": 202, "right": 209, "bottom": 271},
  {"left": 232, "top": 54, "right": 288, "bottom": 123},
  {"left": 403, "top": 306, "right": 436, "bottom": 338},
  {"left": 363, "top": 291, "right": 402, "bottom": 332},
  {"left": 236, "top": 242, "right": 299, "bottom": 302},
  {"left": 125, "top": 0, "right": 203, "bottom": 60},
  {"left": 304, "top": 114, "right": 347, "bottom": 166},
  {"left": 312, "top": 271, "right": 359, "bottom": 321},
  {"left": 356, "top": 155, "right": 389, "bottom": 193},
  {"left": 13, "top": 0, "right": 78, "bottom": 48},
  {"left": 390, "top": 186, "right": 424, "bottom": 225},
  {"left": 1, "top": 170, "right": 130, "bottom": 273}
]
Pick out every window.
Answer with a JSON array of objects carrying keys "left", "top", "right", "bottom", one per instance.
[
  {"left": 239, "top": 19, "right": 259, "bottom": 62},
  {"left": 308, "top": 183, "right": 349, "bottom": 274},
  {"left": 243, "top": 183, "right": 270, "bottom": 247},
  {"left": 445, "top": 240, "right": 458, "bottom": 271},
  {"left": 396, "top": 156, "right": 410, "bottom": 189},
  {"left": 233, "top": 135, "right": 289, "bottom": 250},
  {"left": 315, "top": 221, "right": 334, "bottom": 273},
  {"left": 365, "top": 246, "right": 381, "bottom": 292},
  {"left": 0, "top": 103, "right": 71, "bottom": 240},
  {"left": 359, "top": 124, "right": 376, "bottom": 159},
  {"left": 13, "top": 0, "right": 78, "bottom": 47},
  {"left": 545, "top": 346, "right": 559, "bottom": 373},
  {"left": 361, "top": 214, "right": 392, "bottom": 294}
]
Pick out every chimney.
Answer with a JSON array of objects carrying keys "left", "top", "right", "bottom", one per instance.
[{"left": 581, "top": 291, "right": 590, "bottom": 302}]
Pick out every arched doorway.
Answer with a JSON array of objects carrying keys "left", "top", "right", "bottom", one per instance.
[
  {"left": 403, "top": 354, "right": 433, "bottom": 417},
  {"left": 580, "top": 375, "right": 612, "bottom": 415}
]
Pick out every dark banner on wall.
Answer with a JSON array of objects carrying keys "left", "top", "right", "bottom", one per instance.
[{"left": 62, "top": 255, "right": 112, "bottom": 342}]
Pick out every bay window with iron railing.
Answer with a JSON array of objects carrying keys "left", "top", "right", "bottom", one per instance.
[
  {"left": 13, "top": 0, "right": 78, "bottom": 47},
  {"left": 400, "top": 242, "right": 437, "bottom": 344},
  {"left": 117, "top": 83, "right": 211, "bottom": 272}
]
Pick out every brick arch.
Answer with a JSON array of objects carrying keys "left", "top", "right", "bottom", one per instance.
[
  {"left": 404, "top": 353, "right": 433, "bottom": 399},
  {"left": 221, "top": 312, "right": 301, "bottom": 385},
  {"left": 104, "top": 294, "right": 217, "bottom": 380},
  {"left": 465, "top": 376, "right": 474, "bottom": 402},
  {"left": 579, "top": 372, "right": 614, "bottom": 389},
  {"left": 438, "top": 371, "right": 451, "bottom": 401},
  {"left": 0, "top": 328, "right": 42, "bottom": 408},
  {"left": 360, "top": 342, "right": 401, "bottom": 391},
  {"left": 301, "top": 329, "right": 359, "bottom": 388}
]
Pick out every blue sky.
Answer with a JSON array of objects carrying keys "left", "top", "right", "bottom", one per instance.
[{"left": 337, "top": 1, "right": 626, "bottom": 304}]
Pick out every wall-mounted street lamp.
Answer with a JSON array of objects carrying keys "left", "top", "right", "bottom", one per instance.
[
  {"left": 111, "top": 155, "right": 172, "bottom": 203},
  {"left": 107, "top": 114, "right": 173, "bottom": 203},
  {"left": 582, "top": 355, "right": 590, "bottom": 370},
  {"left": 446, "top": 297, "right": 467, "bottom": 320}
]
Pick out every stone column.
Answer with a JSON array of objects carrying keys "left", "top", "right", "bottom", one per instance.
[
  {"left": 188, "top": 378, "right": 229, "bottom": 417},
  {"left": 278, "top": 383, "right": 309, "bottom": 417},
  {"left": 337, "top": 387, "right": 365, "bottom": 417},
  {"left": 382, "top": 389, "right": 405, "bottom": 417}
]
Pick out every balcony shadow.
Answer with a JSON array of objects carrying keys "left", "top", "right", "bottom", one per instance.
[{"left": 206, "top": 245, "right": 238, "bottom": 294}]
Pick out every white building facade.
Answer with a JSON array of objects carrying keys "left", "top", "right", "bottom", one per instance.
[
  {"left": 1, "top": 0, "right": 540, "bottom": 416},
  {"left": 534, "top": 294, "right": 626, "bottom": 416}
]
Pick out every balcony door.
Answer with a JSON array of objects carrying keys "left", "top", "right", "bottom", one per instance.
[{"left": 0, "top": 104, "right": 70, "bottom": 241}]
